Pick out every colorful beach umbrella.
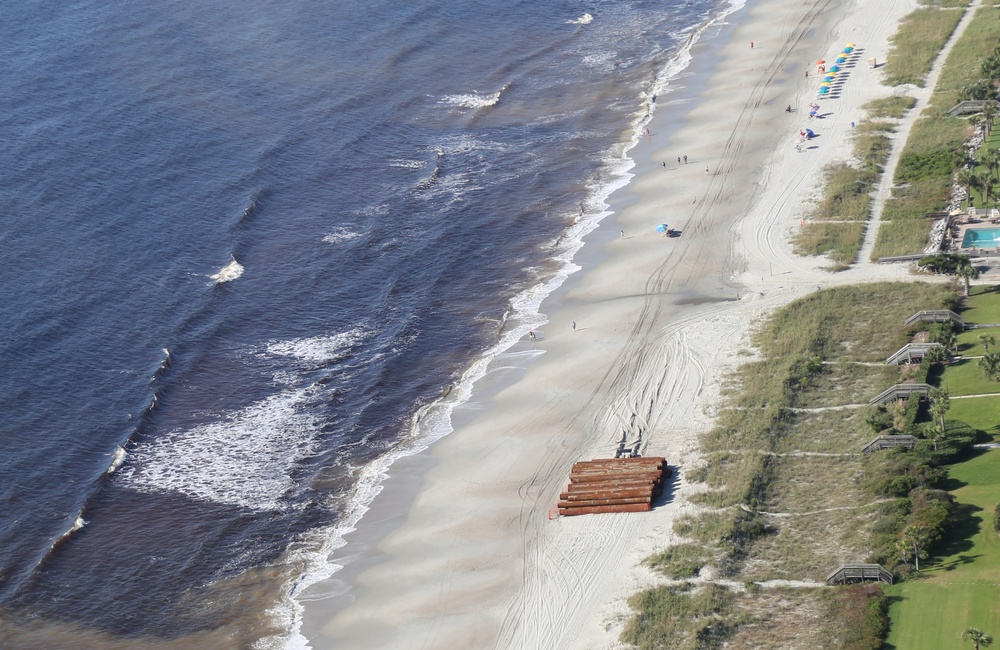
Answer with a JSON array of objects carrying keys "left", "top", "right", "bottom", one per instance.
[
  {"left": 819, "top": 81, "right": 830, "bottom": 86},
  {"left": 846, "top": 42, "right": 856, "bottom": 47},
  {"left": 836, "top": 56, "right": 846, "bottom": 63},
  {"left": 828, "top": 65, "right": 840, "bottom": 72},
  {"left": 815, "top": 59, "right": 826, "bottom": 64},
  {"left": 656, "top": 223, "right": 669, "bottom": 233},
  {"left": 818, "top": 87, "right": 830, "bottom": 94},
  {"left": 842, "top": 47, "right": 852, "bottom": 54},
  {"left": 824, "top": 75, "right": 835, "bottom": 81}
]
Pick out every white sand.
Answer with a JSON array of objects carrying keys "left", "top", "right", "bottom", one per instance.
[{"left": 297, "top": 0, "right": 970, "bottom": 645}]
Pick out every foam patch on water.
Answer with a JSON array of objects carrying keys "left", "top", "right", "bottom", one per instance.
[
  {"left": 440, "top": 82, "right": 509, "bottom": 110},
  {"left": 567, "top": 12, "right": 593, "bottom": 25},
  {"left": 211, "top": 256, "right": 244, "bottom": 284},
  {"left": 117, "top": 388, "right": 320, "bottom": 511},
  {"left": 322, "top": 228, "right": 361, "bottom": 244},
  {"left": 265, "top": 327, "right": 367, "bottom": 365},
  {"left": 388, "top": 159, "right": 426, "bottom": 169}
]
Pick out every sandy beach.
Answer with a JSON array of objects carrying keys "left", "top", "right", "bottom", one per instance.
[{"left": 297, "top": 0, "right": 943, "bottom": 645}]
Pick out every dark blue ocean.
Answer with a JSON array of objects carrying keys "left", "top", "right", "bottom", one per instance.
[{"left": 0, "top": 0, "right": 740, "bottom": 647}]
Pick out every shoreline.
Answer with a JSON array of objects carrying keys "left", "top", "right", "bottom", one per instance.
[{"left": 296, "top": 0, "right": 925, "bottom": 644}]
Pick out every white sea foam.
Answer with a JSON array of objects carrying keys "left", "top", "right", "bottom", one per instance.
[
  {"left": 211, "top": 256, "right": 244, "bottom": 284},
  {"left": 441, "top": 91, "right": 501, "bottom": 109},
  {"left": 440, "top": 82, "right": 509, "bottom": 110},
  {"left": 322, "top": 228, "right": 361, "bottom": 244},
  {"left": 268, "top": 2, "right": 752, "bottom": 646},
  {"left": 265, "top": 327, "right": 367, "bottom": 365},
  {"left": 117, "top": 388, "right": 320, "bottom": 511},
  {"left": 567, "top": 12, "right": 593, "bottom": 25},
  {"left": 388, "top": 158, "right": 426, "bottom": 169}
]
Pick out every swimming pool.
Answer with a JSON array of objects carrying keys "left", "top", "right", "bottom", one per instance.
[{"left": 961, "top": 227, "right": 1000, "bottom": 248}]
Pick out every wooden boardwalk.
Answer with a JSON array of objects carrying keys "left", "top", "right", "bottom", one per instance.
[
  {"left": 861, "top": 435, "right": 917, "bottom": 454},
  {"left": 826, "top": 563, "right": 893, "bottom": 585},
  {"left": 904, "top": 309, "right": 964, "bottom": 328},
  {"left": 885, "top": 342, "right": 944, "bottom": 365},
  {"left": 869, "top": 383, "right": 931, "bottom": 405}
]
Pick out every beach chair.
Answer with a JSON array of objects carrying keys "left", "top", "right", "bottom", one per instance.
[
  {"left": 991, "top": 209, "right": 1000, "bottom": 223},
  {"left": 969, "top": 207, "right": 978, "bottom": 218}
]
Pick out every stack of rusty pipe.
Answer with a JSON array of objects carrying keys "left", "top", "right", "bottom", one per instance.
[{"left": 557, "top": 457, "right": 669, "bottom": 516}]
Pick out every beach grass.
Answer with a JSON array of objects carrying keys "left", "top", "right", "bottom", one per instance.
[
  {"left": 862, "top": 96, "right": 917, "bottom": 119},
  {"left": 882, "top": 7, "right": 964, "bottom": 87},
  {"left": 636, "top": 283, "right": 956, "bottom": 646},
  {"left": 795, "top": 126, "right": 892, "bottom": 265},
  {"left": 925, "top": 6, "right": 1000, "bottom": 114},
  {"left": 884, "top": 449, "right": 1000, "bottom": 649},
  {"left": 621, "top": 582, "right": 750, "bottom": 649},
  {"left": 872, "top": 6, "right": 1000, "bottom": 259}
]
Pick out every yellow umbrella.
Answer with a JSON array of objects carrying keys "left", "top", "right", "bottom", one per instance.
[
  {"left": 846, "top": 42, "right": 856, "bottom": 47},
  {"left": 819, "top": 81, "right": 831, "bottom": 86}
]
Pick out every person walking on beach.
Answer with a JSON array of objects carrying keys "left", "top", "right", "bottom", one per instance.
[
  {"left": 705, "top": 166, "right": 710, "bottom": 175},
  {"left": 749, "top": 41, "right": 754, "bottom": 49},
  {"left": 528, "top": 331, "right": 535, "bottom": 342},
  {"left": 683, "top": 155, "right": 687, "bottom": 164},
  {"left": 572, "top": 321, "right": 576, "bottom": 332},
  {"left": 676, "top": 157, "right": 680, "bottom": 165}
]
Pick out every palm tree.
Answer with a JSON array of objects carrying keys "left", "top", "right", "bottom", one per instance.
[
  {"left": 981, "top": 148, "right": 1000, "bottom": 184},
  {"left": 983, "top": 102, "right": 997, "bottom": 136},
  {"left": 956, "top": 259, "right": 980, "bottom": 296},
  {"left": 929, "top": 387, "right": 950, "bottom": 451},
  {"left": 980, "top": 334, "right": 996, "bottom": 354},
  {"left": 959, "top": 168, "right": 978, "bottom": 210},
  {"left": 978, "top": 170, "right": 996, "bottom": 210},
  {"left": 968, "top": 169, "right": 983, "bottom": 206},
  {"left": 963, "top": 627, "right": 993, "bottom": 650}
]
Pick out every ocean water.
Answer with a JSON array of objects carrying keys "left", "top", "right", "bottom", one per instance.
[{"left": 0, "top": 0, "right": 741, "bottom": 647}]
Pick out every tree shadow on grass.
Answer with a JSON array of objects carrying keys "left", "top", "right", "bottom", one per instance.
[{"left": 930, "top": 502, "right": 982, "bottom": 567}]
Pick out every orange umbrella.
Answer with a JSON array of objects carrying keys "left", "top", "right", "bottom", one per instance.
[{"left": 815, "top": 59, "right": 826, "bottom": 64}]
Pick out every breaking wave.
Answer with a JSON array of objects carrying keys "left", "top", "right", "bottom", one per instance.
[{"left": 211, "top": 256, "right": 244, "bottom": 284}]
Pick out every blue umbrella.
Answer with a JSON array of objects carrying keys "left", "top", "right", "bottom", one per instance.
[
  {"left": 656, "top": 223, "right": 669, "bottom": 233},
  {"left": 842, "top": 47, "right": 853, "bottom": 53},
  {"left": 829, "top": 65, "right": 840, "bottom": 72},
  {"left": 818, "top": 87, "right": 830, "bottom": 94}
]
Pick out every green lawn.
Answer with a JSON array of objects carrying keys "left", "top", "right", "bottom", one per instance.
[
  {"left": 885, "top": 450, "right": 1000, "bottom": 649},
  {"left": 940, "top": 358, "right": 1000, "bottom": 396},
  {"left": 961, "top": 286, "right": 1000, "bottom": 326},
  {"left": 948, "top": 396, "right": 1000, "bottom": 439},
  {"left": 956, "top": 326, "right": 1000, "bottom": 357}
]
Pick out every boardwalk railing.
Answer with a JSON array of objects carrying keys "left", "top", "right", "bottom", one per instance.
[
  {"left": 861, "top": 435, "right": 917, "bottom": 454},
  {"left": 826, "top": 563, "right": 893, "bottom": 585},
  {"left": 869, "top": 383, "right": 932, "bottom": 405},
  {"left": 878, "top": 253, "right": 927, "bottom": 263},
  {"left": 946, "top": 99, "right": 1000, "bottom": 116},
  {"left": 886, "top": 342, "right": 944, "bottom": 365},
  {"left": 904, "top": 310, "right": 965, "bottom": 328}
]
